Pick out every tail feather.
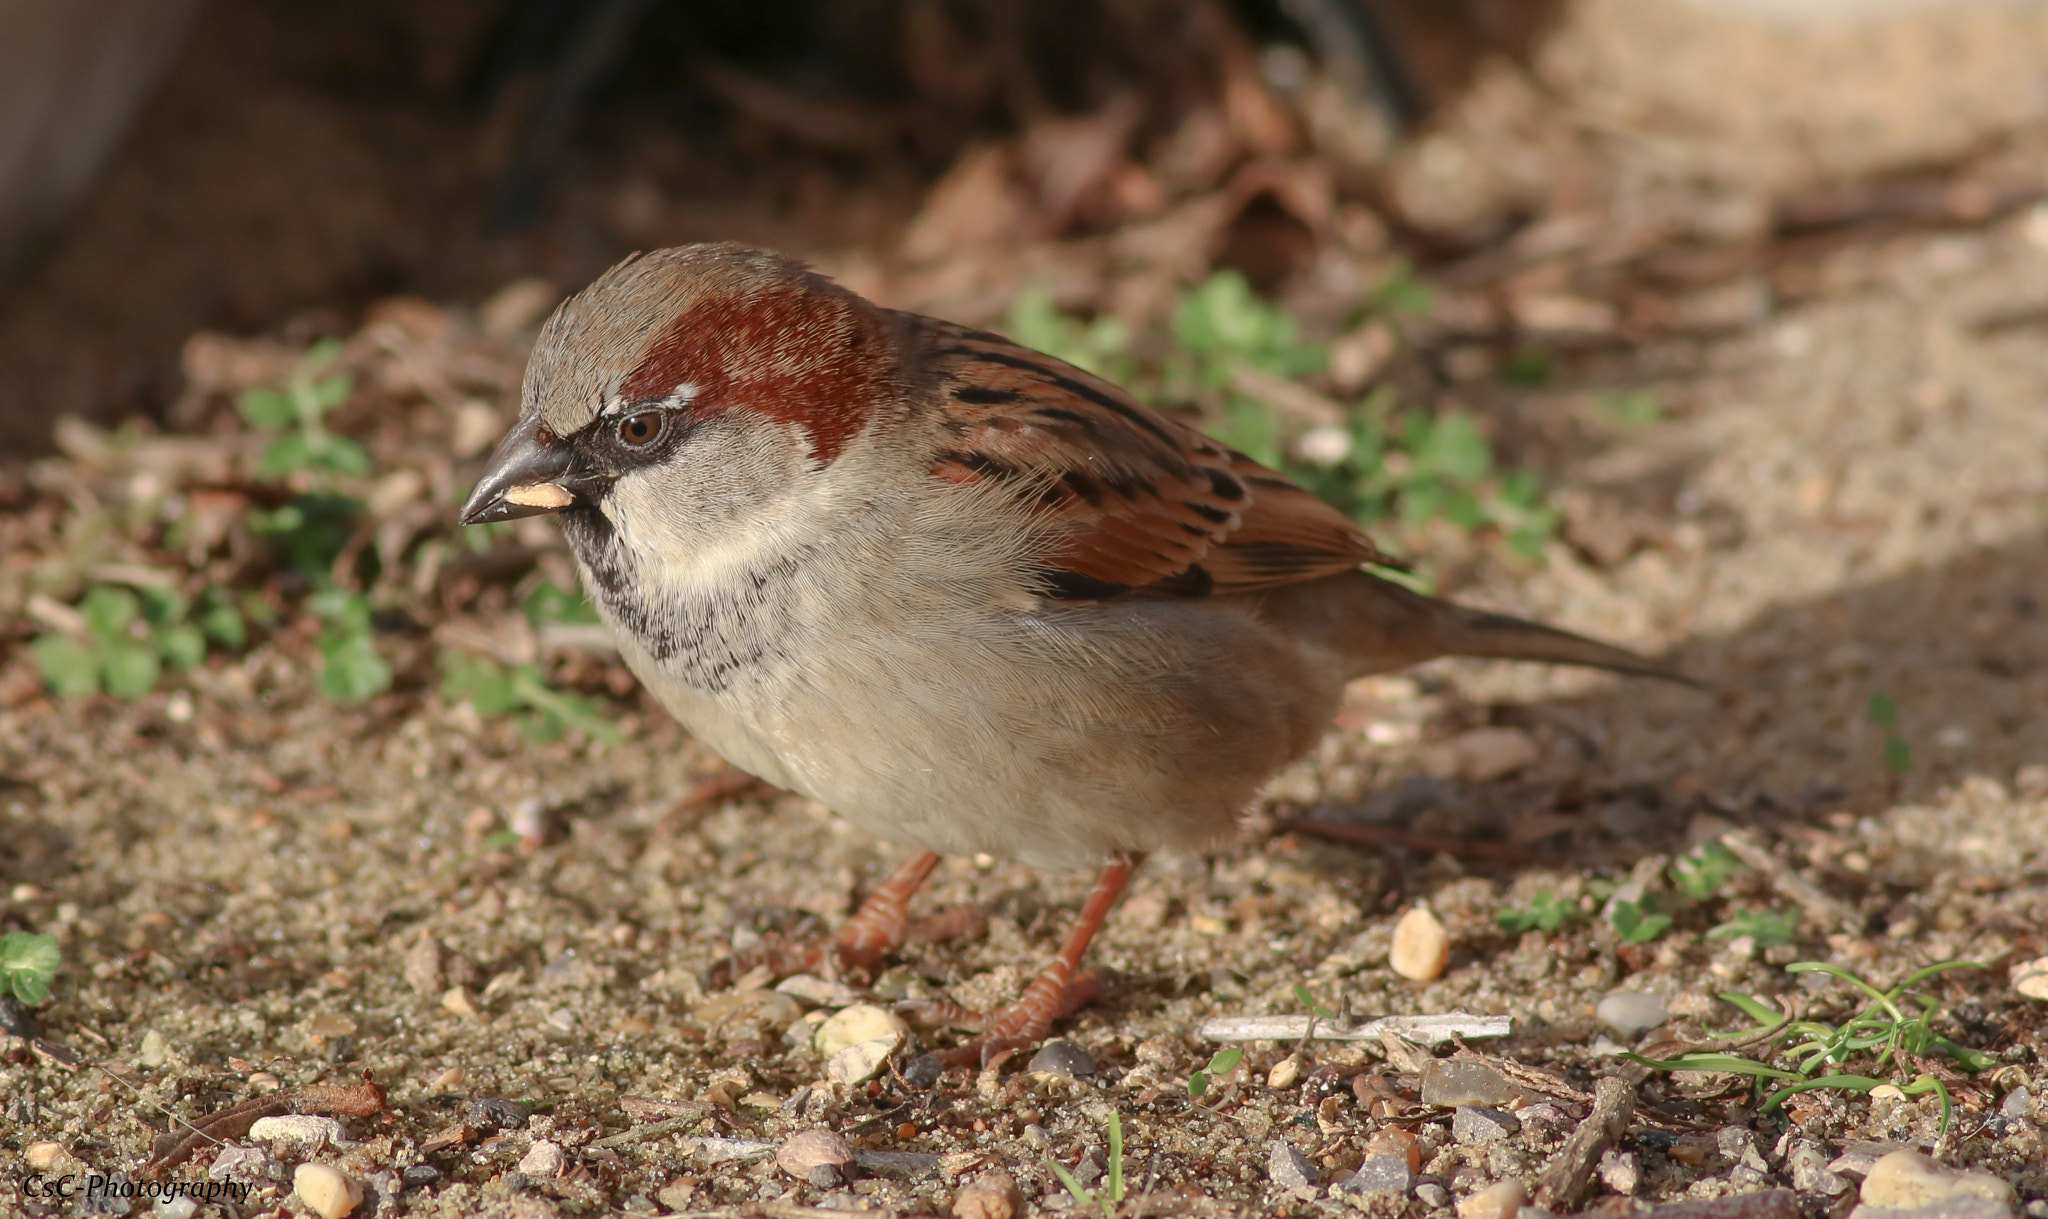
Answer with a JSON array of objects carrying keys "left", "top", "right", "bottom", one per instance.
[
  {"left": 1253, "top": 569, "right": 1696, "bottom": 686},
  {"left": 1428, "top": 602, "right": 1696, "bottom": 685}
]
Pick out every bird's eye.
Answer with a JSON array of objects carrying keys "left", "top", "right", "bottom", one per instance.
[{"left": 618, "top": 411, "right": 664, "bottom": 447}]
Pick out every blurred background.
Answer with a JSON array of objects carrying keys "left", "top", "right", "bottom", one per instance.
[{"left": 10, "top": 0, "right": 2048, "bottom": 451}]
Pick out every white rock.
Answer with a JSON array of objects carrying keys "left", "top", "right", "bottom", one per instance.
[
  {"left": 517, "top": 1139, "right": 566, "bottom": 1178},
  {"left": 777, "top": 974, "right": 861, "bottom": 1008},
  {"left": 2011, "top": 956, "right": 2048, "bottom": 1002},
  {"left": 293, "top": 1163, "right": 363, "bottom": 1219},
  {"left": 814, "top": 1003, "right": 911, "bottom": 1057},
  {"left": 1423, "top": 728, "right": 1541, "bottom": 782},
  {"left": 827, "top": 1034, "right": 901, "bottom": 1086},
  {"left": 1389, "top": 906, "right": 1451, "bottom": 981},
  {"left": 1860, "top": 1149, "right": 2016, "bottom": 1210},
  {"left": 1596, "top": 991, "right": 1668, "bottom": 1037},
  {"left": 248, "top": 1115, "right": 347, "bottom": 1151},
  {"left": 1457, "top": 1178, "right": 1527, "bottom": 1219}
]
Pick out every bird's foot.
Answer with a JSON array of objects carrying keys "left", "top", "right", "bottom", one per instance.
[
  {"left": 909, "top": 969, "right": 1104, "bottom": 1066},
  {"left": 705, "top": 852, "right": 977, "bottom": 989}
]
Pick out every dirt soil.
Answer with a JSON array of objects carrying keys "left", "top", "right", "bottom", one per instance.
[{"left": 3, "top": 3, "right": 2048, "bottom": 1219}]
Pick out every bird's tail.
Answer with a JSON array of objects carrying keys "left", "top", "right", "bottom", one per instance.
[{"left": 1257, "top": 569, "right": 1695, "bottom": 686}]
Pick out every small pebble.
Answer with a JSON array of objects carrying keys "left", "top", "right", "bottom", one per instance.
[
  {"left": 25, "top": 1141, "right": 65, "bottom": 1170},
  {"left": 2000, "top": 1085, "right": 2033, "bottom": 1118},
  {"left": 1343, "top": 1154, "right": 1414, "bottom": 1196},
  {"left": 1861, "top": 1150, "right": 2016, "bottom": 1211},
  {"left": 1367, "top": 1128, "right": 1422, "bottom": 1172},
  {"left": 777, "top": 973, "right": 861, "bottom": 1008},
  {"left": 1787, "top": 1140, "right": 1850, "bottom": 1196},
  {"left": 403, "top": 938, "right": 443, "bottom": 996},
  {"left": 1268, "top": 1139, "right": 1320, "bottom": 1198},
  {"left": 1597, "top": 991, "right": 1668, "bottom": 1037},
  {"left": 399, "top": 1165, "right": 441, "bottom": 1190},
  {"left": 1452, "top": 1106, "right": 1520, "bottom": 1145},
  {"left": 694, "top": 988, "right": 804, "bottom": 1033},
  {"left": 778, "top": 1128, "right": 857, "bottom": 1188},
  {"left": 1418, "top": 1183, "right": 1452, "bottom": 1209},
  {"left": 248, "top": 1114, "right": 347, "bottom": 1151},
  {"left": 1027, "top": 1040, "right": 1095, "bottom": 1079},
  {"left": 0, "top": 993, "right": 39, "bottom": 1039},
  {"left": 814, "top": 1003, "right": 911, "bottom": 1057},
  {"left": 656, "top": 1179, "right": 700, "bottom": 1212},
  {"left": 1598, "top": 1148, "right": 1640, "bottom": 1194},
  {"left": 1421, "top": 1059, "right": 1514, "bottom": 1108},
  {"left": 827, "top": 1035, "right": 900, "bottom": 1085},
  {"left": 1457, "top": 1178, "right": 1526, "bottom": 1219},
  {"left": 2011, "top": 957, "right": 2048, "bottom": 1002},
  {"left": 293, "top": 1163, "right": 363, "bottom": 1219},
  {"left": 469, "top": 1097, "right": 531, "bottom": 1130},
  {"left": 1266, "top": 1058, "right": 1300, "bottom": 1089},
  {"left": 208, "top": 1145, "right": 277, "bottom": 1183},
  {"left": 157, "top": 1198, "right": 198, "bottom": 1219},
  {"left": 1021, "top": 1124, "right": 1051, "bottom": 1151},
  {"left": 1431, "top": 727, "right": 1540, "bottom": 782},
  {"left": 951, "top": 1168, "right": 1024, "bottom": 1219},
  {"left": 902, "top": 1053, "right": 943, "bottom": 1088},
  {"left": 441, "top": 987, "right": 478, "bottom": 1018},
  {"left": 430, "top": 1067, "right": 466, "bottom": 1092},
  {"left": 517, "top": 1140, "right": 566, "bottom": 1178},
  {"left": 137, "top": 1029, "right": 171, "bottom": 1067},
  {"left": 1390, "top": 906, "right": 1451, "bottom": 981}
]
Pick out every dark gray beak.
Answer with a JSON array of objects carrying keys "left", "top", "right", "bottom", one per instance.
[{"left": 460, "top": 414, "right": 581, "bottom": 525}]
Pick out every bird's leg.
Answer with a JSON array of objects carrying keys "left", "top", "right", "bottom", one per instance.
[
  {"left": 827, "top": 850, "right": 945, "bottom": 972},
  {"left": 917, "top": 852, "right": 1143, "bottom": 1063},
  {"left": 708, "top": 851, "right": 947, "bottom": 987}
]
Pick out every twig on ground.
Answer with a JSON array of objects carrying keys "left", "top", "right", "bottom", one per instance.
[
  {"left": 1196, "top": 1013, "right": 1511, "bottom": 1044},
  {"left": 1532, "top": 1061, "right": 1650, "bottom": 1211},
  {"left": 1720, "top": 829, "right": 1865, "bottom": 934}
]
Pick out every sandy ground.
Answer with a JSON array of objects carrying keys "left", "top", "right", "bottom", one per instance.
[
  {"left": 1, "top": 214, "right": 2045, "bottom": 1217},
  {"left": 4, "top": 2, "right": 2048, "bottom": 1216}
]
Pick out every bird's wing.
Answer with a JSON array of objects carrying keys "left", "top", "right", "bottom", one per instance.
[{"left": 919, "top": 320, "right": 1392, "bottom": 599}]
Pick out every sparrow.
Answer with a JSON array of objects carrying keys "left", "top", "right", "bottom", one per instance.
[{"left": 460, "top": 243, "right": 1684, "bottom": 1055}]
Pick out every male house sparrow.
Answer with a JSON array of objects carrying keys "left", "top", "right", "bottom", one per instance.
[{"left": 462, "top": 243, "right": 1682, "bottom": 1053}]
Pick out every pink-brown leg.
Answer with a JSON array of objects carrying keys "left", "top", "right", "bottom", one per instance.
[
  {"left": 710, "top": 851, "right": 944, "bottom": 985},
  {"left": 918, "top": 852, "right": 1143, "bottom": 1061}
]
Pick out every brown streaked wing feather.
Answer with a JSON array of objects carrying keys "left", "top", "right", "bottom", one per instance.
[{"left": 919, "top": 319, "right": 1392, "bottom": 598}]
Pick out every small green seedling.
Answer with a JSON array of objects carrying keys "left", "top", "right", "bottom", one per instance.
[
  {"left": 523, "top": 580, "right": 599, "bottom": 627},
  {"left": 1371, "top": 259, "right": 1435, "bottom": 319},
  {"left": 237, "top": 339, "right": 370, "bottom": 478},
  {"left": 1670, "top": 840, "right": 1746, "bottom": 901},
  {"left": 32, "top": 584, "right": 243, "bottom": 699},
  {"left": 1048, "top": 1110, "right": 1124, "bottom": 1219},
  {"left": 1609, "top": 895, "right": 1672, "bottom": 944},
  {"left": 0, "top": 931, "right": 60, "bottom": 1005},
  {"left": 441, "top": 651, "right": 622, "bottom": 745},
  {"left": 306, "top": 588, "right": 392, "bottom": 701},
  {"left": 1005, "top": 284, "right": 1134, "bottom": 383},
  {"left": 1867, "top": 692, "right": 1912, "bottom": 776},
  {"left": 1497, "top": 891, "right": 1580, "bottom": 934},
  {"left": 1623, "top": 960, "right": 1993, "bottom": 1133},
  {"left": 1292, "top": 983, "right": 1339, "bottom": 1019},
  {"left": 1709, "top": 909, "right": 1798, "bottom": 947},
  {"left": 1187, "top": 1046, "right": 1243, "bottom": 1100},
  {"left": 1598, "top": 391, "right": 1663, "bottom": 427}
]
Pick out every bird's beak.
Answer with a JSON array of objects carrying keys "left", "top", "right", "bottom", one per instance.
[{"left": 460, "top": 414, "right": 581, "bottom": 525}]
